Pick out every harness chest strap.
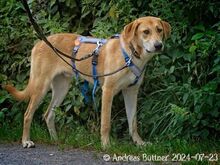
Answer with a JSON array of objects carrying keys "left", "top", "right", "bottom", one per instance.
[
  {"left": 120, "top": 38, "right": 144, "bottom": 86},
  {"left": 121, "top": 48, "right": 142, "bottom": 76}
]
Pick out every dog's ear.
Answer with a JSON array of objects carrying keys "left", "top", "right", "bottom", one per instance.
[
  {"left": 161, "top": 21, "right": 171, "bottom": 40},
  {"left": 123, "top": 21, "right": 140, "bottom": 42}
]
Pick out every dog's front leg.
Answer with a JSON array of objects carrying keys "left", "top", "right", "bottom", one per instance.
[
  {"left": 122, "top": 87, "right": 145, "bottom": 146},
  {"left": 101, "top": 86, "right": 114, "bottom": 149}
]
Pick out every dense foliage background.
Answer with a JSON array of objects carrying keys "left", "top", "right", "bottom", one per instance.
[{"left": 0, "top": 0, "right": 220, "bottom": 142}]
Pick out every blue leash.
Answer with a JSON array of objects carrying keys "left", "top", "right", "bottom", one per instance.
[{"left": 81, "top": 80, "right": 90, "bottom": 103}]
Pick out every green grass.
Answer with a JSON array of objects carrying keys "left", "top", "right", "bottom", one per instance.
[{"left": 0, "top": 122, "right": 219, "bottom": 165}]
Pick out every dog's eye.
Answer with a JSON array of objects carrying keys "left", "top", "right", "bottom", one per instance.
[
  {"left": 157, "top": 28, "right": 163, "bottom": 33},
  {"left": 143, "top": 30, "right": 150, "bottom": 35}
]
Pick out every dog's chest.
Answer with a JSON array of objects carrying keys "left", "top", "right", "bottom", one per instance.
[{"left": 117, "top": 72, "right": 140, "bottom": 90}]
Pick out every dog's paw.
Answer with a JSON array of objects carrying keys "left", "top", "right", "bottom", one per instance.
[
  {"left": 136, "top": 140, "right": 146, "bottom": 146},
  {"left": 22, "top": 140, "right": 35, "bottom": 148},
  {"left": 101, "top": 138, "right": 110, "bottom": 150},
  {"left": 101, "top": 141, "right": 110, "bottom": 150},
  {"left": 135, "top": 140, "right": 152, "bottom": 147}
]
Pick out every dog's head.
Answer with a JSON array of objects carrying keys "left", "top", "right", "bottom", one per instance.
[{"left": 122, "top": 16, "right": 171, "bottom": 57}]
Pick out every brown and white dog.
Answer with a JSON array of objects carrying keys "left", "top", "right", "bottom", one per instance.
[{"left": 4, "top": 16, "right": 171, "bottom": 148}]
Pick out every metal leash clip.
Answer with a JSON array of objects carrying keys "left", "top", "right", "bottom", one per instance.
[
  {"left": 95, "top": 41, "right": 102, "bottom": 53},
  {"left": 125, "top": 57, "right": 132, "bottom": 66}
]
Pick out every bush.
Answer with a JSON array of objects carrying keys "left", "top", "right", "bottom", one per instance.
[{"left": 0, "top": 0, "right": 220, "bottom": 141}]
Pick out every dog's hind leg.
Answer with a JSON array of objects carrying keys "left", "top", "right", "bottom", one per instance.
[
  {"left": 44, "top": 74, "right": 71, "bottom": 141},
  {"left": 22, "top": 80, "right": 50, "bottom": 148}
]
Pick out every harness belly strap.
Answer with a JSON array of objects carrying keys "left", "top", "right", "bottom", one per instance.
[
  {"left": 72, "top": 36, "right": 107, "bottom": 108},
  {"left": 91, "top": 41, "right": 104, "bottom": 110}
]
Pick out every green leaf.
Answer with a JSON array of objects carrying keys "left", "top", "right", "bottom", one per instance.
[
  {"left": 0, "top": 96, "right": 10, "bottom": 104},
  {"left": 183, "top": 93, "right": 189, "bottom": 104},
  {"left": 211, "top": 65, "right": 220, "bottom": 73},
  {"left": 191, "top": 33, "right": 204, "bottom": 40},
  {"left": 201, "top": 120, "right": 208, "bottom": 126},
  {"left": 50, "top": 0, "right": 56, "bottom": 8},
  {"left": 193, "top": 24, "right": 205, "bottom": 32},
  {"left": 169, "top": 66, "right": 175, "bottom": 74},
  {"left": 210, "top": 110, "right": 219, "bottom": 118},
  {"left": 81, "top": 10, "right": 91, "bottom": 19},
  {"left": 1, "top": 108, "right": 8, "bottom": 113},
  {"left": 201, "top": 129, "right": 209, "bottom": 138},
  {"left": 16, "top": 74, "right": 26, "bottom": 83},
  {"left": 0, "top": 111, "right": 4, "bottom": 121},
  {"left": 189, "top": 45, "right": 197, "bottom": 53}
]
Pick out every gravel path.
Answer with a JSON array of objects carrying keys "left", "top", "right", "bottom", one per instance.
[{"left": 0, "top": 143, "right": 151, "bottom": 165}]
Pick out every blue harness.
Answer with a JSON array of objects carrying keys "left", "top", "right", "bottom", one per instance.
[
  {"left": 72, "top": 35, "right": 143, "bottom": 109},
  {"left": 121, "top": 47, "right": 143, "bottom": 86}
]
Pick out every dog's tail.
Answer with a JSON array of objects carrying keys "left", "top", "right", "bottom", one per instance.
[{"left": 3, "top": 84, "right": 30, "bottom": 101}]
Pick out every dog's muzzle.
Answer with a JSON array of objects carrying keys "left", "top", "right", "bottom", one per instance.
[
  {"left": 154, "top": 41, "right": 163, "bottom": 51},
  {"left": 144, "top": 41, "right": 164, "bottom": 54}
]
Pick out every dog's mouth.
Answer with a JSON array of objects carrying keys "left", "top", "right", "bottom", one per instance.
[
  {"left": 145, "top": 49, "right": 159, "bottom": 54},
  {"left": 145, "top": 49, "right": 163, "bottom": 54},
  {"left": 145, "top": 49, "right": 152, "bottom": 53}
]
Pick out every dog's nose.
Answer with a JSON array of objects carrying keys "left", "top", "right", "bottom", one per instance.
[{"left": 154, "top": 42, "right": 163, "bottom": 51}]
